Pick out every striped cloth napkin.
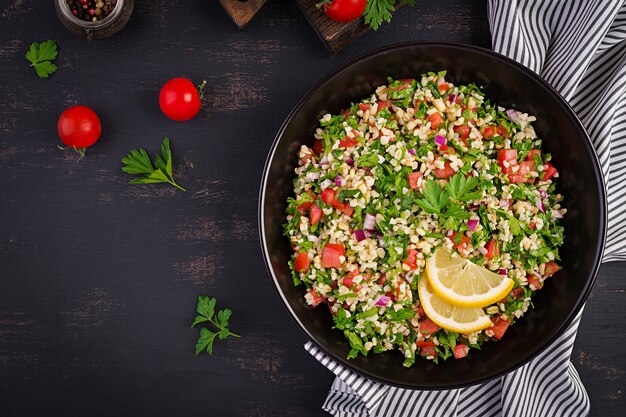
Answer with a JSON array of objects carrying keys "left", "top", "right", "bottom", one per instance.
[{"left": 307, "top": 1, "right": 626, "bottom": 415}]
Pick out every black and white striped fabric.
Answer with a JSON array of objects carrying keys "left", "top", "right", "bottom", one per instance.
[{"left": 308, "top": 0, "right": 626, "bottom": 415}]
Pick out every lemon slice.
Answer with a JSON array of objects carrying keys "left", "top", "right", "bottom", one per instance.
[
  {"left": 418, "top": 274, "right": 492, "bottom": 333},
  {"left": 425, "top": 247, "right": 514, "bottom": 308}
]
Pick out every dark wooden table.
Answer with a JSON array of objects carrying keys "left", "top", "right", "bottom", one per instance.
[{"left": 0, "top": 1, "right": 624, "bottom": 416}]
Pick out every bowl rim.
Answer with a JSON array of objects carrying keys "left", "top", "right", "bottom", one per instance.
[{"left": 258, "top": 41, "right": 607, "bottom": 389}]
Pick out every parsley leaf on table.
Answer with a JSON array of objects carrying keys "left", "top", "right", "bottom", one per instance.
[
  {"left": 121, "top": 137, "right": 186, "bottom": 191},
  {"left": 191, "top": 296, "right": 240, "bottom": 356},
  {"left": 26, "top": 40, "right": 58, "bottom": 78},
  {"left": 364, "top": 0, "right": 415, "bottom": 31}
]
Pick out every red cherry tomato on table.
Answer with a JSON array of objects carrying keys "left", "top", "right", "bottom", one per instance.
[
  {"left": 322, "top": 0, "right": 367, "bottom": 22},
  {"left": 57, "top": 105, "right": 101, "bottom": 149},
  {"left": 159, "top": 78, "right": 202, "bottom": 121}
]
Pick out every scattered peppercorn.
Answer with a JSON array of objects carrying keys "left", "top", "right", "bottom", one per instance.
[{"left": 66, "top": 0, "right": 117, "bottom": 22}]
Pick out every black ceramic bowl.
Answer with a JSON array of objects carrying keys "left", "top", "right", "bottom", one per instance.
[{"left": 259, "top": 42, "right": 606, "bottom": 389}]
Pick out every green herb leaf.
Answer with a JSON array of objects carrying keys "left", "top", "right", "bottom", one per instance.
[
  {"left": 121, "top": 137, "right": 186, "bottom": 191},
  {"left": 192, "top": 296, "right": 240, "bottom": 356},
  {"left": 26, "top": 40, "right": 58, "bottom": 78}
]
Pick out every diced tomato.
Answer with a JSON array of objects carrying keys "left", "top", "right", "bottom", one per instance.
[
  {"left": 403, "top": 249, "right": 419, "bottom": 270},
  {"left": 526, "top": 150, "right": 541, "bottom": 162},
  {"left": 321, "top": 244, "right": 345, "bottom": 268},
  {"left": 307, "top": 289, "right": 325, "bottom": 307},
  {"left": 438, "top": 83, "right": 451, "bottom": 92},
  {"left": 527, "top": 274, "right": 543, "bottom": 290},
  {"left": 416, "top": 306, "right": 425, "bottom": 318},
  {"left": 433, "top": 161, "right": 456, "bottom": 179},
  {"left": 453, "top": 344, "right": 469, "bottom": 359},
  {"left": 342, "top": 204, "right": 354, "bottom": 217},
  {"left": 420, "top": 319, "right": 440, "bottom": 336},
  {"left": 310, "top": 204, "right": 323, "bottom": 225},
  {"left": 449, "top": 232, "right": 470, "bottom": 250},
  {"left": 489, "top": 316, "right": 510, "bottom": 340},
  {"left": 499, "top": 287, "right": 524, "bottom": 304},
  {"left": 508, "top": 160, "right": 534, "bottom": 183},
  {"left": 331, "top": 199, "right": 345, "bottom": 211},
  {"left": 340, "top": 108, "right": 351, "bottom": 118},
  {"left": 416, "top": 340, "right": 435, "bottom": 348},
  {"left": 544, "top": 261, "right": 561, "bottom": 277},
  {"left": 389, "top": 80, "right": 411, "bottom": 91},
  {"left": 321, "top": 188, "right": 336, "bottom": 206},
  {"left": 399, "top": 78, "right": 415, "bottom": 84},
  {"left": 343, "top": 271, "right": 357, "bottom": 288},
  {"left": 376, "top": 101, "right": 388, "bottom": 113},
  {"left": 313, "top": 139, "right": 323, "bottom": 155},
  {"left": 541, "top": 162, "right": 558, "bottom": 181},
  {"left": 496, "top": 125, "right": 510, "bottom": 138},
  {"left": 482, "top": 125, "right": 497, "bottom": 139},
  {"left": 455, "top": 96, "right": 463, "bottom": 105},
  {"left": 359, "top": 103, "right": 371, "bottom": 111},
  {"left": 428, "top": 112, "right": 444, "bottom": 129},
  {"left": 420, "top": 346, "right": 437, "bottom": 357},
  {"left": 485, "top": 239, "right": 500, "bottom": 260},
  {"left": 454, "top": 125, "right": 470, "bottom": 141},
  {"left": 408, "top": 172, "right": 423, "bottom": 189},
  {"left": 293, "top": 252, "right": 310, "bottom": 273},
  {"left": 497, "top": 149, "right": 518, "bottom": 174},
  {"left": 297, "top": 190, "right": 315, "bottom": 214},
  {"left": 339, "top": 134, "right": 360, "bottom": 148},
  {"left": 376, "top": 273, "right": 387, "bottom": 285}
]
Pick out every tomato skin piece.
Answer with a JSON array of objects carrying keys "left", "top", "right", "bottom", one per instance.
[
  {"left": 293, "top": 252, "right": 310, "bottom": 273},
  {"left": 485, "top": 239, "right": 499, "bottom": 259},
  {"left": 321, "top": 244, "right": 345, "bottom": 268},
  {"left": 416, "top": 340, "right": 435, "bottom": 348},
  {"left": 419, "top": 319, "right": 440, "bottom": 336},
  {"left": 57, "top": 105, "right": 102, "bottom": 148},
  {"left": 403, "top": 249, "right": 419, "bottom": 270},
  {"left": 541, "top": 162, "right": 558, "bottom": 181},
  {"left": 428, "top": 112, "right": 444, "bottom": 129},
  {"left": 342, "top": 204, "right": 354, "bottom": 217},
  {"left": 433, "top": 161, "right": 456, "bottom": 179},
  {"left": 359, "top": 103, "right": 371, "bottom": 111},
  {"left": 420, "top": 346, "right": 437, "bottom": 357},
  {"left": 508, "top": 160, "right": 534, "bottom": 183},
  {"left": 497, "top": 149, "right": 518, "bottom": 174},
  {"left": 527, "top": 273, "right": 543, "bottom": 290},
  {"left": 309, "top": 204, "right": 323, "bottom": 225},
  {"left": 490, "top": 317, "right": 510, "bottom": 340},
  {"left": 544, "top": 261, "right": 561, "bottom": 277},
  {"left": 482, "top": 125, "right": 497, "bottom": 139},
  {"left": 159, "top": 78, "right": 201, "bottom": 121},
  {"left": 453, "top": 344, "right": 469, "bottom": 359},
  {"left": 323, "top": 0, "right": 367, "bottom": 22},
  {"left": 408, "top": 172, "right": 423, "bottom": 189},
  {"left": 526, "top": 149, "right": 541, "bottom": 161},
  {"left": 454, "top": 125, "right": 470, "bottom": 141},
  {"left": 321, "top": 188, "right": 336, "bottom": 206}
]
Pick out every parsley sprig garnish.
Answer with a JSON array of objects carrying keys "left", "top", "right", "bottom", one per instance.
[
  {"left": 416, "top": 173, "right": 481, "bottom": 229},
  {"left": 26, "top": 40, "right": 58, "bottom": 78},
  {"left": 364, "top": 0, "right": 415, "bottom": 30},
  {"left": 191, "top": 296, "right": 240, "bottom": 356},
  {"left": 121, "top": 137, "right": 186, "bottom": 191}
]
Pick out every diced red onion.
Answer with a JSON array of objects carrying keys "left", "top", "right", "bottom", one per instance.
[
  {"left": 363, "top": 213, "right": 377, "bottom": 230},
  {"left": 335, "top": 175, "right": 344, "bottom": 187},
  {"left": 377, "top": 237, "right": 387, "bottom": 248},
  {"left": 551, "top": 209, "right": 564, "bottom": 219},
  {"left": 477, "top": 246, "right": 488, "bottom": 256},
  {"left": 448, "top": 93, "right": 457, "bottom": 102},
  {"left": 535, "top": 195, "right": 545, "bottom": 213},
  {"left": 434, "top": 135, "right": 447, "bottom": 146},
  {"left": 446, "top": 229, "right": 454, "bottom": 237},
  {"left": 374, "top": 295, "right": 391, "bottom": 307},
  {"left": 404, "top": 273, "right": 414, "bottom": 284},
  {"left": 408, "top": 149, "right": 416, "bottom": 156},
  {"left": 320, "top": 179, "right": 333, "bottom": 190},
  {"left": 467, "top": 219, "right": 479, "bottom": 231},
  {"left": 320, "top": 155, "right": 328, "bottom": 165},
  {"left": 506, "top": 109, "right": 520, "bottom": 123},
  {"left": 469, "top": 203, "right": 483, "bottom": 211},
  {"left": 346, "top": 158, "right": 354, "bottom": 166},
  {"left": 539, "top": 189, "right": 547, "bottom": 199},
  {"left": 354, "top": 230, "right": 374, "bottom": 242},
  {"left": 499, "top": 268, "right": 507, "bottom": 275},
  {"left": 499, "top": 199, "right": 510, "bottom": 208}
]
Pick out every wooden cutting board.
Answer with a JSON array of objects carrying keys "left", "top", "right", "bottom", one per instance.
[
  {"left": 218, "top": 0, "right": 268, "bottom": 29},
  {"left": 295, "top": 0, "right": 402, "bottom": 54}
]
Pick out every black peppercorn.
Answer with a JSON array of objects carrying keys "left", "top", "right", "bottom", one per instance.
[{"left": 66, "top": 0, "right": 116, "bottom": 22}]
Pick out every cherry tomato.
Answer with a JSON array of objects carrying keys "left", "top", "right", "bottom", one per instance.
[
  {"left": 159, "top": 78, "right": 202, "bottom": 121},
  {"left": 57, "top": 105, "right": 101, "bottom": 149},
  {"left": 323, "top": 0, "right": 367, "bottom": 22}
]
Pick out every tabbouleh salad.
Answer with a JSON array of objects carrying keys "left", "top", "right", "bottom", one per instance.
[{"left": 283, "top": 71, "right": 565, "bottom": 366}]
